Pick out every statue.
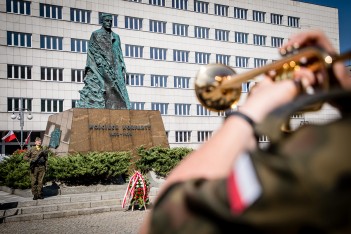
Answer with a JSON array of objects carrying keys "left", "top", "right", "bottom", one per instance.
[{"left": 76, "top": 13, "right": 130, "bottom": 109}]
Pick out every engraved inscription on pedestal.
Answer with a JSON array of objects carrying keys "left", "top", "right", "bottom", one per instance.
[{"left": 43, "top": 109, "right": 169, "bottom": 155}]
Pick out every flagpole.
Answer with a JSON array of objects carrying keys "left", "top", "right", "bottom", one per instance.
[
  {"left": 10, "top": 97, "right": 33, "bottom": 150},
  {"left": 15, "top": 136, "right": 20, "bottom": 147}
]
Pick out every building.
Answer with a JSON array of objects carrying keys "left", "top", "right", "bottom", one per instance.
[{"left": 0, "top": 0, "right": 341, "bottom": 155}]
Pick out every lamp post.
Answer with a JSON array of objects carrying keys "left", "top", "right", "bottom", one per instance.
[{"left": 10, "top": 97, "right": 33, "bottom": 150}]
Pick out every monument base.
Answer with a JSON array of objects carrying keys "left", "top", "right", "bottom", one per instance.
[{"left": 43, "top": 108, "right": 169, "bottom": 155}]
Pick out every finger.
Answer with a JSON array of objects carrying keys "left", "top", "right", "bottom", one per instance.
[
  {"left": 280, "top": 30, "right": 336, "bottom": 55},
  {"left": 293, "top": 68, "right": 316, "bottom": 94}
]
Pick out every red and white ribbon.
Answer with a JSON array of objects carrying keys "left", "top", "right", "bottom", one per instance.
[
  {"left": 122, "top": 171, "right": 148, "bottom": 208},
  {"left": 227, "top": 152, "right": 262, "bottom": 214}
]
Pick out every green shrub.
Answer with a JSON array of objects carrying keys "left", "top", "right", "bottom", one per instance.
[
  {"left": 135, "top": 146, "right": 193, "bottom": 177},
  {"left": 0, "top": 146, "right": 193, "bottom": 189},
  {"left": 0, "top": 151, "right": 30, "bottom": 189},
  {"left": 45, "top": 151, "right": 132, "bottom": 186}
]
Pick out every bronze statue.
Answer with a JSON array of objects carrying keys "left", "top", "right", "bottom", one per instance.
[{"left": 77, "top": 13, "right": 130, "bottom": 109}]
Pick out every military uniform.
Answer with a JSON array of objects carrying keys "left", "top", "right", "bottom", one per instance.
[
  {"left": 149, "top": 90, "right": 351, "bottom": 233},
  {"left": 25, "top": 143, "right": 48, "bottom": 200}
]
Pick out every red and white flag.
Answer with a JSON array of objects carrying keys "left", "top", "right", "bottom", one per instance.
[
  {"left": 2, "top": 130, "right": 17, "bottom": 142},
  {"left": 25, "top": 131, "right": 32, "bottom": 145},
  {"left": 227, "top": 152, "right": 262, "bottom": 214}
]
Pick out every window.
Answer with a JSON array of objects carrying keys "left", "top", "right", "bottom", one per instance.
[
  {"left": 195, "top": 26, "right": 209, "bottom": 39},
  {"left": 271, "top": 37, "right": 284, "bottom": 48},
  {"left": 173, "top": 50, "right": 189, "bottom": 63},
  {"left": 7, "top": 98, "right": 32, "bottom": 112},
  {"left": 288, "top": 16, "right": 300, "bottom": 28},
  {"left": 150, "top": 47, "right": 167, "bottom": 61},
  {"left": 175, "top": 131, "right": 191, "bottom": 143},
  {"left": 41, "top": 99, "right": 63, "bottom": 113},
  {"left": 234, "top": 7, "right": 247, "bottom": 19},
  {"left": 253, "top": 10, "right": 265, "bottom": 22},
  {"left": 217, "top": 111, "right": 226, "bottom": 117},
  {"left": 253, "top": 34, "right": 266, "bottom": 46},
  {"left": 131, "top": 102, "right": 145, "bottom": 110},
  {"left": 40, "top": 35, "right": 63, "bottom": 50},
  {"left": 241, "top": 82, "right": 254, "bottom": 93},
  {"left": 70, "top": 8, "right": 91, "bottom": 23},
  {"left": 40, "top": 3, "right": 62, "bottom": 19},
  {"left": 129, "top": 0, "right": 141, "bottom": 2},
  {"left": 126, "top": 73, "right": 144, "bottom": 86},
  {"left": 149, "top": 0, "right": 165, "bottom": 6},
  {"left": 98, "top": 12, "right": 118, "bottom": 27},
  {"left": 125, "top": 45, "right": 143, "bottom": 58},
  {"left": 41, "top": 67, "right": 63, "bottom": 81},
  {"left": 216, "top": 54, "right": 230, "bottom": 65},
  {"left": 7, "top": 64, "right": 32, "bottom": 79},
  {"left": 196, "top": 104, "right": 210, "bottom": 116},
  {"left": 149, "top": 20, "right": 166, "bottom": 33},
  {"left": 71, "top": 69, "right": 84, "bottom": 83},
  {"left": 215, "top": 29, "right": 229, "bottom": 41},
  {"left": 7, "top": 31, "right": 31, "bottom": 47},
  {"left": 72, "top": 100, "right": 79, "bottom": 108},
  {"left": 291, "top": 113, "right": 303, "bottom": 118},
  {"left": 258, "top": 135, "right": 269, "bottom": 142},
  {"left": 152, "top": 103, "right": 168, "bottom": 115},
  {"left": 172, "top": 0, "right": 188, "bottom": 10},
  {"left": 234, "top": 32, "right": 248, "bottom": 44},
  {"left": 194, "top": 0, "right": 208, "bottom": 13},
  {"left": 195, "top": 52, "right": 210, "bottom": 64},
  {"left": 175, "top": 104, "right": 190, "bottom": 115},
  {"left": 125, "top": 16, "right": 143, "bottom": 30},
  {"left": 236, "top": 56, "right": 249, "bottom": 68},
  {"left": 174, "top": 76, "right": 190, "bottom": 89},
  {"left": 151, "top": 75, "right": 168, "bottom": 87},
  {"left": 271, "top": 13, "right": 283, "bottom": 25},
  {"left": 197, "top": 131, "right": 212, "bottom": 142},
  {"left": 254, "top": 58, "right": 267, "bottom": 68},
  {"left": 6, "top": 0, "right": 31, "bottom": 15},
  {"left": 172, "top": 23, "right": 188, "bottom": 36},
  {"left": 214, "top": 4, "right": 228, "bottom": 17},
  {"left": 70, "top": 38, "right": 88, "bottom": 53}
]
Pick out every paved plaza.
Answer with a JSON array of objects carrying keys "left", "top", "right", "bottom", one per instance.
[{"left": 0, "top": 209, "right": 148, "bottom": 234}]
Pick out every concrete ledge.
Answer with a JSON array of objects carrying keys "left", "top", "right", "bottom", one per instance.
[
  {"left": 43, "top": 210, "right": 79, "bottom": 219},
  {"left": 6, "top": 213, "right": 43, "bottom": 222}
]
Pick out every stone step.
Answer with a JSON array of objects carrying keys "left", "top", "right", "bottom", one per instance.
[
  {"left": 4, "top": 205, "right": 125, "bottom": 222},
  {"left": 1, "top": 188, "right": 158, "bottom": 223}
]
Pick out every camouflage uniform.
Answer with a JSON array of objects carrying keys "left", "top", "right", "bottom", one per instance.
[
  {"left": 149, "top": 90, "right": 351, "bottom": 233},
  {"left": 25, "top": 145, "right": 48, "bottom": 199}
]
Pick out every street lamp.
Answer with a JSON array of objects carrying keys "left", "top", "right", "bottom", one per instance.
[{"left": 10, "top": 97, "right": 33, "bottom": 150}]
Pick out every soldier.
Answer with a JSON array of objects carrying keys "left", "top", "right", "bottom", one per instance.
[
  {"left": 140, "top": 30, "right": 351, "bottom": 233},
  {"left": 24, "top": 137, "right": 49, "bottom": 200}
]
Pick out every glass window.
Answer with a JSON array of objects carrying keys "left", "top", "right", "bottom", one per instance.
[
  {"left": 172, "top": 0, "right": 188, "bottom": 10},
  {"left": 234, "top": 7, "right": 247, "bottom": 19},
  {"left": 194, "top": 0, "right": 208, "bottom": 13}
]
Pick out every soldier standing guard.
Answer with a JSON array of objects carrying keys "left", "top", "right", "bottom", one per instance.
[{"left": 24, "top": 137, "right": 49, "bottom": 200}]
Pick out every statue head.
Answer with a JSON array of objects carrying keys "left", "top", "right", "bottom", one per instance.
[{"left": 101, "top": 13, "right": 113, "bottom": 31}]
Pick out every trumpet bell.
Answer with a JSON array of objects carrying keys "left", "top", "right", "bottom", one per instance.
[{"left": 195, "top": 64, "right": 242, "bottom": 111}]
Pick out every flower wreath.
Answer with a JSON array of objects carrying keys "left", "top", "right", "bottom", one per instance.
[{"left": 122, "top": 171, "right": 150, "bottom": 211}]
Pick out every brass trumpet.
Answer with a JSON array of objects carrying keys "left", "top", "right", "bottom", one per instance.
[{"left": 195, "top": 47, "right": 351, "bottom": 112}]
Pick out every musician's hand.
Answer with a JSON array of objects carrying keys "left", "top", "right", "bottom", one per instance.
[{"left": 281, "top": 30, "right": 351, "bottom": 90}]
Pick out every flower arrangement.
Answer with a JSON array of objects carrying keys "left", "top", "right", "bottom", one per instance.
[{"left": 122, "top": 171, "right": 150, "bottom": 211}]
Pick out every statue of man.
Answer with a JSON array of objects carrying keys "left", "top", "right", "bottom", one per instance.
[{"left": 77, "top": 13, "right": 130, "bottom": 109}]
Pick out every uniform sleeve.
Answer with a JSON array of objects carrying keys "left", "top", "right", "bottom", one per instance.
[{"left": 149, "top": 178, "right": 258, "bottom": 234}]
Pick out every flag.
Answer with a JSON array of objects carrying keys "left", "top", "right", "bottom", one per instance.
[
  {"left": 227, "top": 152, "right": 262, "bottom": 214},
  {"left": 25, "top": 131, "right": 32, "bottom": 145},
  {"left": 2, "top": 130, "right": 17, "bottom": 142}
]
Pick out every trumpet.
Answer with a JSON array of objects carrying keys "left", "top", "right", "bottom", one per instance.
[{"left": 195, "top": 47, "right": 351, "bottom": 112}]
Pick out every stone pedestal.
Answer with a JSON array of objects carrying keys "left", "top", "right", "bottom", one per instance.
[{"left": 43, "top": 108, "right": 169, "bottom": 155}]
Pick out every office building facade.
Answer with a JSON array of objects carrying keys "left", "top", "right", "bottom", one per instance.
[{"left": 0, "top": 0, "right": 340, "bottom": 154}]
